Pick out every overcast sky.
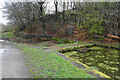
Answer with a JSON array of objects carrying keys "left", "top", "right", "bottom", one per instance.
[
  {"left": 0, "top": 0, "right": 55, "bottom": 25},
  {"left": 0, "top": 0, "right": 9, "bottom": 25},
  {"left": 0, "top": 0, "right": 119, "bottom": 25}
]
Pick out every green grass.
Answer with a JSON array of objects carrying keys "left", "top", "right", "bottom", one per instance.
[
  {"left": 16, "top": 44, "right": 95, "bottom": 78},
  {"left": 89, "top": 46, "right": 103, "bottom": 50},
  {"left": 52, "top": 42, "right": 84, "bottom": 47},
  {"left": 1, "top": 32, "right": 13, "bottom": 38},
  {"left": 59, "top": 43, "right": 95, "bottom": 52}
]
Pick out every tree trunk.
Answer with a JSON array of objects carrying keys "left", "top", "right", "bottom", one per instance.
[
  {"left": 54, "top": 1, "right": 58, "bottom": 19},
  {"left": 63, "top": 2, "right": 65, "bottom": 23}
]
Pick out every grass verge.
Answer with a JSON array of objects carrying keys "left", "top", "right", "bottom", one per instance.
[
  {"left": 1, "top": 32, "right": 13, "bottom": 38},
  {"left": 16, "top": 44, "right": 95, "bottom": 78}
]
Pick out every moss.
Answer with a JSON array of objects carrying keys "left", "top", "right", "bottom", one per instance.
[
  {"left": 89, "top": 46, "right": 103, "bottom": 50},
  {"left": 60, "top": 46, "right": 120, "bottom": 80}
]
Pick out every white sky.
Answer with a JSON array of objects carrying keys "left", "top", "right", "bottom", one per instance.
[
  {"left": 0, "top": 0, "right": 10, "bottom": 25},
  {"left": 0, "top": 0, "right": 119, "bottom": 25}
]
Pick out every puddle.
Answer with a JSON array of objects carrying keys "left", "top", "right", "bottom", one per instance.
[
  {"left": 45, "top": 49, "right": 53, "bottom": 52},
  {"left": 0, "top": 40, "right": 4, "bottom": 42},
  {"left": 60, "top": 46, "right": 119, "bottom": 80},
  {"left": 0, "top": 49, "right": 6, "bottom": 56}
]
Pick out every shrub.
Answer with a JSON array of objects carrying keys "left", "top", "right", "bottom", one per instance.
[
  {"left": 60, "top": 25, "right": 74, "bottom": 37},
  {"left": 52, "top": 37, "right": 74, "bottom": 44}
]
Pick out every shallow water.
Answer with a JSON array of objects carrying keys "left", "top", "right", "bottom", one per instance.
[
  {"left": 0, "top": 40, "right": 6, "bottom": 56},
  {"left": 0, "top": 40, "right": 4, "bottom": 42},
  {"left": 0, "top": 40, "right": 4, "bottom": 79},
  {"left": 62, "top": 46, "right": 119, "bottom": 80},
  {"left": 0, "top": 49, "right": 6, "bottom": 55}
]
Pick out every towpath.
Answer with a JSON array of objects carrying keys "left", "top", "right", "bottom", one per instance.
[{"left": 0, "top": 40, "right": 31, "bottom": 78}]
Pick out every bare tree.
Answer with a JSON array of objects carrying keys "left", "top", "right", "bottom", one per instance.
[
  {"left": 3, "top": 1, "right": 47, "bottom": 31},
  {"left": 54, "top": 0, "right": 58, "bottom": 19}
]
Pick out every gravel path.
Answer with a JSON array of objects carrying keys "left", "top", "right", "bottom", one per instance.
[{"left": 0, "top": 40, "right": 31, "bottom": 78}]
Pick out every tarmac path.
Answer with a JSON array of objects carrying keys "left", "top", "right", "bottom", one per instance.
[{"left": 0, "top": 40, "right": 31, "bottom": 78}]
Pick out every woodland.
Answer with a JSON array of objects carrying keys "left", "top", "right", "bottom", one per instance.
[{"left": 3, "top": 1, "right": 120, "bottom": 43}]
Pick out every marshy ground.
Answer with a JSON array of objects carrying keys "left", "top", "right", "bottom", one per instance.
[{"left": 61, "top": 46, "right": 119, "bottom": 79}]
